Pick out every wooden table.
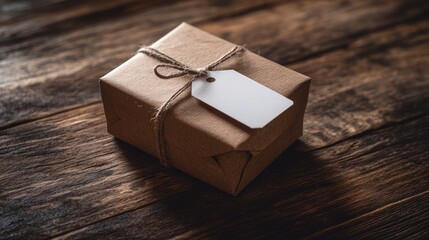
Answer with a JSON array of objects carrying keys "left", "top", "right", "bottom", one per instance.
[{"left": 1, "top": 0, "right": 428, "bottom": 239}]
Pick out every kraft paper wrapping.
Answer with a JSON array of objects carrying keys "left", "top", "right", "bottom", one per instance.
[{"left": 100, "top": 23, "right": 310, "bottom": 195}]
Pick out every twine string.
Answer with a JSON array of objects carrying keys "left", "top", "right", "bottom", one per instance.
[{"left": 138, "top": 45, "right": 244, "bottom": 166}]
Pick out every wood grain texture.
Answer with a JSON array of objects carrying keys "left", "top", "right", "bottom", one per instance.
[
  {"left": 51, "top": 112, "right": 429, "bottom": 239},
  {"left": 0, "top": 0, "right": 282, "bottom": 126},
  {"left": 1, "top": 13, "right": 429, "bottom": 239},
  {"left": 0, "top": 0, "right": 157, "bottom": 43},
  {"left": 1, "top": 0, "right": 428, "bottom": 128},
  {"left": 305, "top": 190, "right": 429, "bottom": 240},
  {"left": 1, "top": 0, "right": 428, "bottom": 239},
  {"left": 292, "top": 19, "right": 429, "bottom": 149}
]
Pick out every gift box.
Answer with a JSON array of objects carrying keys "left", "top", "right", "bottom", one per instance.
[{"left": 100, "top": 23, "right": 310, "bottom": 195}]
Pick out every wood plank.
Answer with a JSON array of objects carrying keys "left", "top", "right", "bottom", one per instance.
[
  {"left": 291, "top": 19, "right": 429, "bottom": 149},
  {"left": 1, "top": 18, "right": 428, "bottom": 238},
  {"left": 305, "top": 190, "right": 429, "bottom": 240},
  {"left": 1, "top": 0, "right": 428, "bottom": 128},
  {"left": 199, "top": 0, "right": 429, "bottom": 64},
  {"left": 0, "top": 0, "right": 158, "bottom": 43},
  {"left": 54, "top": 113, "right": 429, "bottom": 239}
]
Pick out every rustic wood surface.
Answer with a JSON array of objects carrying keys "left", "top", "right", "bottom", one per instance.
[{"left": 0, "top": 0, "right": 428, "bottom": 239}]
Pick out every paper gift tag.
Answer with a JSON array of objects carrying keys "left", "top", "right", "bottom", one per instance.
[{"left": 191, "top": 70, "right": 293, "bottom": 128}]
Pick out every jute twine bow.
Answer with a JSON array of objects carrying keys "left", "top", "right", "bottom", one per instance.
[{"left": 138, "top": 45, "right": 245, "bottom": 166}]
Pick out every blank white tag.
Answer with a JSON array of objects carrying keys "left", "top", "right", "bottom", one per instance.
[{"left": 191, "top": 70, "right": 293, "bottom": 128}]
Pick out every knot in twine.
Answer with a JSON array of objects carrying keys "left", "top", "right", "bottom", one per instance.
[{"left": 138, "top": 45, "right": 245, "bottom": 166}]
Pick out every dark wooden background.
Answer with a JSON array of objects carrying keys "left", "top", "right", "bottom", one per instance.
[{"left": 1, "top": 0, "right": 428, "bottom": 239}]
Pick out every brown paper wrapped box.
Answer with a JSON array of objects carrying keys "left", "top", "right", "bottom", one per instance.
[{"left": 100, "top": 23, "right": 310, "bottom": 195}]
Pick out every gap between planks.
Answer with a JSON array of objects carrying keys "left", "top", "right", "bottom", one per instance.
[
  {"left": 49, "top": 198, "right": 167, "bottom": 239},
  {"left": 306, "top": 111, "right": 429, "bottom": 154},
  {"left": 0, "top": 0, "right": 282, "bottom": 46},
  {"left": 0, "top": 101, "right": 100, "bottom": 131}
]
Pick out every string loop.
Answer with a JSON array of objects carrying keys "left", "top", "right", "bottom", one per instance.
[{"left": 138, "top": 45, "right": 245, "bottom": 166}]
